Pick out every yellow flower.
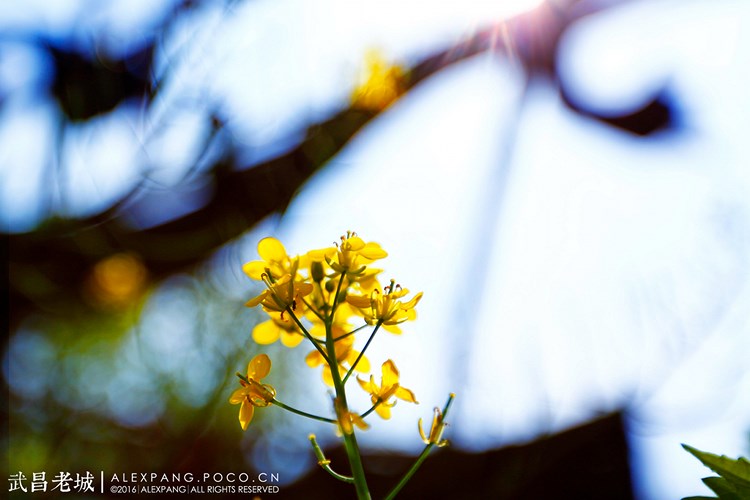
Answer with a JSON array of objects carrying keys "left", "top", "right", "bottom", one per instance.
[
  {"left": 242, "top": 237, "right": 298, "bottom": 281},
  {"left": 346, "top": 281, "right": 422, "bottom": 334},
  {"left": 335, "top": 398, "right": 369, "bottom": 435},
  {"left": 351, "top": 266, "right": 383, "bottom": 295},
  {"left": 245, "top": 274, "right": 313, "bottom": 315},
  {"left": 305, "top": 324, "right": 370, "bottom": 386},
  {"left": 324, "top": 231, "right": 387, "bottom": 276},
  {"left": 252, "top": 313, "right": 305, "bottom": 348},
  {"left": 418, "top": 405, "right": 450, "bottom": 447},
  {"left": 358, "top": 360, "right": 417, "bottom": 419},
  {"left": 229, "top": 354, "right": 276, "bottom": 430},
  {"left": 86, "top": 252, "right": 148, "bottom": 310},
  {"left": 351, "top": 49, "right": 407, "bottom": 111}
]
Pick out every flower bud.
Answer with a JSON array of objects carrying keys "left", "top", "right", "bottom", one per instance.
[{"left": 311, "top": 261, "right": 325, "bottom": 282}]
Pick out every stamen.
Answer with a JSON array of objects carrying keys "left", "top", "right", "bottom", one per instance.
[{"left": 261, "top": 273, "right": 274, "bottom": 288}]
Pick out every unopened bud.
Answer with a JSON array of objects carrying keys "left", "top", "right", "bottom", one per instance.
[{"left": 311, "top": 261, "right": 325, "bottom": 282}]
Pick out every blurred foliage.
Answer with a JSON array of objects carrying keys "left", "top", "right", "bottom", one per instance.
[
  {"left": 5, "top": 0, "right": 674, "bottom": 334},
  {"left": 6, "top": 260, "right": 319, "bottom": 487},
  {"left": 49, "top": 43, "right": 154, "bottom": 122}
]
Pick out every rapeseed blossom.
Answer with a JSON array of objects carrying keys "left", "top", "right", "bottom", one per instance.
[
  {"left": 245, "top": 274, "right": 313, "bottom": 315},
  {"left": 358, "top": 360, "right": 417, "bottom": 419},
  {"left": 229, "top": 354, "right": 275, "bottom": 430},
  {"left": 346, "top": 281, "right": 422, "bottom": 333},
  {"left": 418, "top": 405, "right": 451, "bottom": 448}
]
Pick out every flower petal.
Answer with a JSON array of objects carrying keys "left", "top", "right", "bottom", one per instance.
[
  {"left": 346, "top": 295, "right": 371, "bottom": 308},
  {"left": 257, "top": 237, "right": 287, "bottom": 262},
  {"left": 280, "top": 330, "right": 304, "bottom": 348},
  {"left": 382, "top": 360, "right": 400, "bottom": 388},
  {"left": 357, "top": 376, "right": 376, "bottom": 394},
  {"left": 245, "top": 290, "right": 269, "bottom": 308},
  {"left": 309, "top": 322, "right": 327, "bottom": 339},
  {"left": 351, "top": 412, "right": 370, "bottom": 430},
  {"left": 382, "top": 323, "right": 402, "bottom": 334},
  {"left": 296, "top": 282, "right": 314, "bottom": 297},
  {"left": 375, "top": 403, "right": 391, "bottom": 420},
  {"left": 252, "top": 321, "right": 280, "bottom": 345},
  {"left": 229, "top": 387, "right": 248, "bottom": 404},
  {"left": 358, "top": 242, "right": 387, "bottom": 260},
  {"left": 339, "top": 415, "right": 353, "bottom": 435},
  {"left": 248, "top": 353, "right": 271, "bottom": 380},
  {"left": 395, "top": 386, "right": 418, "bottom": 404},
  {"left": 322, "top": 366, "right": 335, "bottom": 387},
  {"left": 305, "top": 350, "right": 323, "bottom": 367},
  {"left": 401, "top": 292, "right": 423, "bottom": 310},
  {"left": 345, "top": 348, "right": 359, "bottom": 366},
  {"left": 345, "top": 236, "right": 366, "bottom": 251},
  {"left": 354, "top": 354, "right": 370, "bottom": 373},
  {"left": 242, "top": 261, "right": 267, "bottom": 280},
  {"left": 307, "top": 247, "right": 335, "bottom": 260},
  {"left": 239, "top": 400, "right": 255, "bottom": 430},
  {"left": 418, "top": 418, "right": 429, "bottom": 444}
]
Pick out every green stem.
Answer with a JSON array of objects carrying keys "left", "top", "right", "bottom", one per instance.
[
  {"left": 308, "top": 323, "right": 367, "bottom": 347},
  {"left": 260, "top": 275, "right": 329, "bottom": 363},
  {"left": 331, "top": 272, "right": 347, "bottom": 312},
  {"left": 341, "top": 426, "right": 370, "bottom": 499},
  {"left": 385, "top": 446, "right": 433, "bottom": 500},
  {"left": 234, "top": 373, "right": 333, "bottom": 423},
  {"left": 359, "top": 399, "right": 383, "bottom": 420},
  {"left": 300, "top": 296, "right": 326, "bottom": 322},
  {"left": 271, "top": 399, "right": 336, "bottom": 424},
  {"left": 285, "top": 307, "right": 330, "bottom": 365},
  {"left": 385, "top": 394, "right": 455, "bottom": 500},
  {"left": 342, "top": 321, "right": 382, "bottom": 385},
  {"left": 334, "top": 323, "right": 368, "bottom": 342},
  {"left": 314, "top": 280, "right": 331, "bottom": 314},
  {"left": 309, "top": 434, "right": 354, "bottom": 484},
  {"left": 326, "top": 272, "right": 370, "bottom": 499}
]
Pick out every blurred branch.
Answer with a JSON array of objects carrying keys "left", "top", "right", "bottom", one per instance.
[
  {"left": 6, "top": 108, "right": 375, "bottom": 330},
  {"left": 7, "top": 0, "right": 633, "bottom": 332}
]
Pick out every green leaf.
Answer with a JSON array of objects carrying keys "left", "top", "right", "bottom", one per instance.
[
  {"left": 682, "top": 444, "right": 750, "bottom": 500},
  {"left": 702, "top": 476, "right": 743, "bottom": 500}
]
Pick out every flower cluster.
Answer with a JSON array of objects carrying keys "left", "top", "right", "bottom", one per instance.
[
  {"left": 229, "top": 231, "right": 452, "bottom": 499},
  {"left": 238, "top": 232, "right": 421, "bottom": 398}
]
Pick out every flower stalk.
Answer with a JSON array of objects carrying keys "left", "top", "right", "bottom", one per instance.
[
  {"left": 309, "top": 434, "right": 355, "bottom": 484},
  {"left": 325, "top": 271, "right": 371, "bottom": 499},
  {"left": 233, "top": 232, "right": 454, "bottom": 500},
  {"left": 270, "top": 399, "right": 336, "bottom": 424},
  {"left": 343, "top": 320, "right": 382, "bottom": 384},
  {"left": 385, "top": 393, "right": 455, "bottom": 500}
]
